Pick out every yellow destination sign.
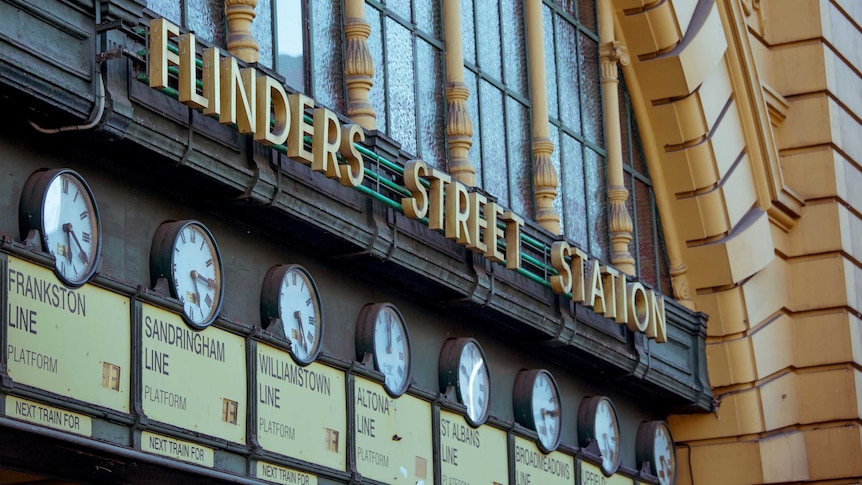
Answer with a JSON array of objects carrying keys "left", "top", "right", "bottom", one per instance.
[
  {"left": 439, "top": 410, "right": 508, "bottom": 485},
  {"left": 256, "top": 461, "right": 318, "bottom": 485},
  {"left": 141, "top": 431, "right": 214, "bottom": 467},
  {"left": 513, "top": 436, "right": 574, "bottom": 485},
  {"left": 6, "top": 257, "right": 131, "bottom": 412},
  {"left": 6, "top": 395, "right": 92, "bottom": 436},
  {"left": 256, "top": 343, "right": 346, "bottom": 470},
  {"left": 354, "top": 377, "right": 432, "bottom": 483},
  {"left": 141, "top": 304, "right": 246, "bottom": 443},
  {"left": 580, "top": 459, "right": 632, "bottom": 485}
]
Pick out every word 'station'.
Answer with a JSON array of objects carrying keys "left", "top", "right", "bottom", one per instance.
[
  {"left": 438, "top": 410, "right": 508, "bottom": 485},
  {"left": 513, "top": 436, "right": 573, "bottom": 485},
  {"left": 353, "top": 377, "right": 432, "bottom": 484},
  {"left": 141, "top": 304, "right": 246, "bottom": 444},
  {"left": 5, "top": 258, "right": 130, "bottom": 412},
  {"left": 255, "top": 344, "right": 346, "bottom": 471}
]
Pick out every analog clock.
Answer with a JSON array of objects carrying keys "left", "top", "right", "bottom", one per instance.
[
  {"left": 578, "top": 396, "right": 622, "bottom": 475},
  {"left": 355, "top": 303, "right": 412, "bottom": 397},
  {"left": 260, "top": 264, "right": 324, "bottom": 365},
  {"left": 150, "top": 220, "right": 224, "bottom": 329},
  {"left": 513, "top": 369, "right": 562, "bottom": 453},
  {"left": 19, "top": 168, "right": 102, "bottom": 287},
  {"left": 636, "top": 421, "right": 676, "bottom": 485},
  {"left": 439, "top": 338, "right": 491, "bottom": 426}
]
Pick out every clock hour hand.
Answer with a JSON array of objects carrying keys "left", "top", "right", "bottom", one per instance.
[
  {"left": 293, "top": 310, "right": 307, "bottom": 351},
  {"left": 63, "top": 223, "right": 88, "bottom": 264},
  {"left": 191, "top": 271, "right": 218, "bottom": 289},
  {"left": 189, "top": 271, "right": 201, "bottom": 305}
]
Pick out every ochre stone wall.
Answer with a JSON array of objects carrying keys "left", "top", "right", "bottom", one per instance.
[{"left": 613, "top": 0, "right": 862, "bottom": 482}]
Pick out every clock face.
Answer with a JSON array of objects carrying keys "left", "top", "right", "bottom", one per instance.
[
  {"left": 594, "top": 398, "right": 621, "bottom": 475},
  {"left": 356, "top": 303, "right": 413, "bottom": 397},
  {"left": 20, "top": 169, "right": 101, "bottom": 287},
  {"left": 513, "top": 369, "right": 562, "bottom": 453},
  {"left": 262, "top": 264, "right": 323, "bottom": 364},
  {"left": 372, "top": 305, "right": 411, "bottom": 396},
  {"left": 151, "top": 220, "right": 224, "bottom": 329},
  {"left": 531, "top": 371, "right": 562, "bottom": 452},
  {"left": 654, "top": 423, "right": 675, "bottom": 485},
  {"left": 637, "top": 421, "right": 676, "bottom": 485},
  {"left": 439, "top": 338, "right": 491, "bottom": 426},
  {"left": 457, "top": 340, "right": 490, "bottom": 426},
  {"left": 578, "top": 396, "right": 621, "bottom": 475},
  {"left": 171, "top": 222, "right": 222, "bottom": 327}
]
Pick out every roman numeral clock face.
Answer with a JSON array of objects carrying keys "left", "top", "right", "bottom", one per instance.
[
  {"left": 513, "top": 369, "right": 562, "bottom": 453},
  {"left": 150, "top": 220, "right": 224, "bottom": 329},
  {"left": 19, "top": 169, "right": 102, "bottom": 287},
  {"left": 439, "top": 337, "right": 492, "bottom": 427},
  {"left": 260, "top": 264, "right": 324, "bottom": 365},
  {"left": 355, "top": 303, "right": 413, "bottom": 397}
]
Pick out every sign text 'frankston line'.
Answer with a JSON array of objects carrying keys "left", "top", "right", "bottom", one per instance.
[{"left": 149, "top": 18, "right": 667, "bottom": 342}]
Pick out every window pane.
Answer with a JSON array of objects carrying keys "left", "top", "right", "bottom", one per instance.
[
  {"left": 147, "top": 0, "right": 180, "bottom": 25},
  {"left": 585, "top": 148, "right": 608, "bottom": 259},
  {"left": 501, "top": 0, "right": 528, "bottom": 97},
  {"left": 275, "top": 0, "right": 305, "bottom": 90},
  {"left": 253, "top": 0, "right": 273, "bottom": 68},
  {"left": 557, "top": 17, "right": 581, "bottom": 132},
  {"left": 387, "top": 0, "right": 412, "bottom": 22},
  {"left": 465, "top": 69, "right": 483, "bottom": 187},
  {"left": 367, "top": 7, "right": 387, "bottom": 134},
  {"left": 479, "top": 80, "right": 508, "bottom": 204},
  {"left": 507, "top": 98, "right": 532, "bottom": 218},
  {"left": 386, "top": 18, "right": 418, "bottom": 154},
  {"left": 475, "top": 0, "right": 502, "bottom": 80},
  {"left": 417, "top": 38, "right": 445, "bottom": 169},
  {"left": 414, "top": 0, "right": 440, "bottom": 37},
  {"left": 543, "top": 3, "right": 558, "bottom": 121},
  {"left": 188, "top": 0, "right": 225, "bottom": 45},
  {"left": 561, "top": 133, "right": 587, "bottom": 247},
  {"left": 579, "top": 0, "right": 597, "bottom": 34},
  {"left": 580, "top": 32, "right": 602, "bottom": 146},
  {"left": 462, "top": 0, "right": 477, "bottom": 65},
  {"left": 311, "top": 0, "right": 344, "bottom": 111}
]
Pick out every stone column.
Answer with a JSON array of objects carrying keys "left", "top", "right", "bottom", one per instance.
[
  {"left": 442, "top": 0, "right": 475, "bottom": 186},
  {"left": 524, "top": 0, "right": 561, "bottom": 235},
  {"left": 225, "top": 0, "right": 259, "bottom": 63},
  {"left": 344, "top": 0, "right": 377, "bottom": 130},
  {"left": 598, "top": 0, "right": 635, "bottom": 275}
]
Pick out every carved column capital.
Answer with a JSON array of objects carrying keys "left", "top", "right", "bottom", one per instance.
[
  {"left": 446, "top": 81, "right": 475, "bottom": 186},
  {"left": 608, "top": 185, "right": 635, "bottom": 274},
  {"left": 670, "top": 264, "right": 695, "bottom": 310},
  {"left": 344, "top": 14, "right": 377, "bottom": 130},
  {"left": 600, "top": 41, "right": 628, "bottom": 82},
  {"left": 225, "top": 0, "right": 258, "bottom": 63},
  {"left": 533, "top": 137, "right": 561, "bottom": 234}
]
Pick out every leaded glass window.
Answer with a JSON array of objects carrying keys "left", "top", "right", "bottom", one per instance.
[
  {"left": 462, "top": 0, "right": 533, "bottom": 219},
  {"left": 146, "top": 0, "right": 227, "bottom": 47},
  {"left": 544, "top": 0, "right": 608, "bottom": 260},
  {"left": 366, "top": 0, "right": 446, "bottom": 168}
]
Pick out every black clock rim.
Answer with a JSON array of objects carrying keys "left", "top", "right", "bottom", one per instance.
[
  {"left": 513, "top": 368, "right": 562, "bottom": 453},
  {"left": 150, "top": 219, "right": 224, "bottom": 330},
  {"left": 577, "top": 395, "right": 622, "bottom": 476},
  {"left": 260, "top": 263, "right": 324, "bottom": 366},
  {"left": 636, "top": 420, "right": 677, "bottom": 485},
  {"left": 354, "top": 302, "right": 413, "bottom": 398},
  {"left": 438, "top": 337, "right": 491, "bottom": 427},
  {"left": 19, "top": 168, "right": 103, "bottom": 288}
]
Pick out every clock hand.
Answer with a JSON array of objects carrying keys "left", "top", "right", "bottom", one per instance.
[
  {"left": 191, "top": 272, "right": 218, "bottom": 289},
  {"left": 189, "top": 271, "right": 201, "bottom": 305},
  {"left": 62, "top": 224, "right": 73, "bottom": 263},
  {"left": 293, "top": 310, "right": 307, "bottom": 351},
  {"left": 63, "top": 223, "right": 88, "bottom": 264},
  {"left": 386, "top": 320, "right": 393, "bottom": 354}
]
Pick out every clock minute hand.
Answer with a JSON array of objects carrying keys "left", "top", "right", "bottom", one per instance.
[
  {"left": 192, "top": 271, "right": 218, "bottom": 289},
  {"left": 63, "top": 223, "right": 88, "bottom": 264},
  {"left": 294, "top": 310, "right": 307, "bottom": 351}
]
